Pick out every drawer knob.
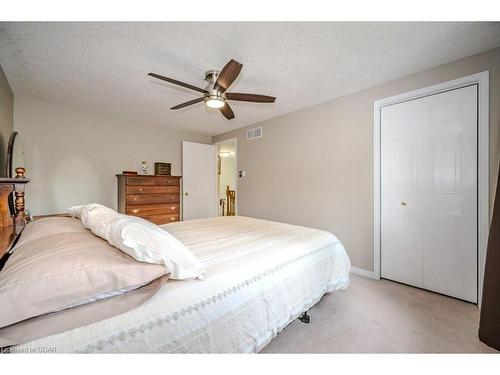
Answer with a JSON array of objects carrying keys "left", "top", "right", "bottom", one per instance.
[
  {"left": 139, "top": 179, "right": 143, "bottom": 183},
  {"left": 132, "top": 209, "right": 139, "bottom": 214},
  {"left": 171, "top": 206, "right": 175, "bottom": 210},
  {"left": 170, "top": 217, "right": 175, "bottom": 221}
]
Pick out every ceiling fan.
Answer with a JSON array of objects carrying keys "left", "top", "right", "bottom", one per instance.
[{"left": 148, "top": 59, "right": 276, "bottom": 120}]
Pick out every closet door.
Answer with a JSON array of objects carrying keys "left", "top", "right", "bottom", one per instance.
[{"left": 381, "top": 85, "right": 478, "bottom": 303}]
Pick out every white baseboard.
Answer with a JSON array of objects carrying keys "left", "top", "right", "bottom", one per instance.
[{"left": 350, "top": 266, "right": 375, "bottom": 279}]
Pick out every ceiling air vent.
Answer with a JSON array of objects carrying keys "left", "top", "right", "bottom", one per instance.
[{"left": 247, "top": 127, "right": 262, "bottom": 140}]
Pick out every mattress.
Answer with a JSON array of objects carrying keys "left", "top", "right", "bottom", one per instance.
[{"left": 11, "top": 216, "right": 351, "bottom": 353}]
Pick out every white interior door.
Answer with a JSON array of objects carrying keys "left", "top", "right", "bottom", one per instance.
[
  {"left": 182, "top": 141, "right": 217, "bottom": 220},
  {"left": 381, "top": 85, "right": 478, "bottom": 303}
]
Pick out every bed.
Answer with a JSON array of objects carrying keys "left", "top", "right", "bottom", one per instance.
[{"left": 4, "top": 214, "right": 350, "bottom": 353}]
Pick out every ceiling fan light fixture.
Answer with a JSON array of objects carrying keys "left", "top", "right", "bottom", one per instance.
[
  {"left": 205, "top": 96, "right": 225, "bottom": 109},
  {"left": 149, "top": 58, "right": 275, "bottom": 120}
]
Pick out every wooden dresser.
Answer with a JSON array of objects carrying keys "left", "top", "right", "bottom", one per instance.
[{"left": 116, "top": 174, "right": 181, "bottom": 225}]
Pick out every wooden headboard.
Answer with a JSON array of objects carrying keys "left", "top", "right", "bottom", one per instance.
[{"left": 0, "top": 167, "right": 30, "bottom": 264}]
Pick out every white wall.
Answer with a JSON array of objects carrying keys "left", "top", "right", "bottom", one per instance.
[
  {"left": 213, "top": 47, "right": 500, "bottom": 272},
  {"left": 14, "top": 96, "right": 211, "bottom": 215}
]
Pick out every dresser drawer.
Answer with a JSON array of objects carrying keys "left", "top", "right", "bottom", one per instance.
[
  {"left": 156, "top": 176, "right": 180, "bottom": 186},
  {"left": 126, "top": 185, "right": 180, "bottom": 195},
  {"left": 117, "top": 174, "right": 182, "bottom": 223},
  {"left": 126, "top": 194, "right": 179, "bottom": 205},
  {"left": 127, "top": 204, "right": 180, "bottom": 216},
  {"left": 142, "top": 213, "right": 180, "bottom": 225},
  {"left": 125, "top": 176, "right": 156, "bottom": 186}
]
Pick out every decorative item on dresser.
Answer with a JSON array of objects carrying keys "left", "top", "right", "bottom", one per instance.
[
  {"left": 0, "top": 167, "right": 29, "bottom": 267},
  {"left": 116, "top": 174, "right": 181, "bottom": 225},
  {"left": 154, "top": 162, "right": 171, "bottom": 176}
]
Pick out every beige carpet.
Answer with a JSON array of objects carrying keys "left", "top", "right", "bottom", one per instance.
[{"left": 262, "top": 274, "right": 497, "bottom": 353}]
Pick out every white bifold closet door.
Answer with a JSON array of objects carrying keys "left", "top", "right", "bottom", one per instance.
[{"left": 381, "top": 84, "right": 478, "bottom": 303}]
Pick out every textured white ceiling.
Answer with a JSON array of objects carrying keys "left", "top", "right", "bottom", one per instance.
[{"left": 1, "top": 22, "right": 499, "bottom": 136}]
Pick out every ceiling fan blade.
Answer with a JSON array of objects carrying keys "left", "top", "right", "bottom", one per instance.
[
  {"left": 220, "top": 103, "right": 235, "bottom": 120},
  {"left": 170, "top": 97, "right": 204, "bottom": 110},
  {"left": 148, "top": 73, "right": 208, "bottom": 94},
  {"left": 213, "top": 59, "right": 243, "bottom": 93},
  {"left": 225, "top": 93, "right": 276, "bottom": 103}
]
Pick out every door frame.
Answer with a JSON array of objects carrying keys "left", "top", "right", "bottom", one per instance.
[
  {"left": 213, "top": 137, "right": 238, "bottom": 215},
  {"left": 373, "top": 71, "right": 489, "bottom": 305}
]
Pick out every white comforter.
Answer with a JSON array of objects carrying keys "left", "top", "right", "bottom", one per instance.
[{"left": 13, "top": 216, "right": 351, "bottom": 353}]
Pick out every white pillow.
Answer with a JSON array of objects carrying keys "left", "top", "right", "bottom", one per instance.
[
  {"left": 67, "top": 204, "right": 86, "bottom": 218},
  {"left": 67, "top": 203, "right": 205, "bottom": 280},
  {"left": 68, "top": 203, "right": 101, "bottom": 228},
  {"left": 68, "top": 203, "right": 105, "bottom": 227}
]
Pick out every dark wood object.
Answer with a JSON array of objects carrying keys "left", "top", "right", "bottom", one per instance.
[
  {"left": 154, "top": 162, "right": 171, "bottom": 176},
  {"left": 479, "top": 165, "right": 500, "bottom": 350},
  {"left": 171, "top": 97, "right": 204, "bottom": 110},
  {"left": 213, "top": 59, "right": 243, "bottom": 93},
  {"left": 226, "top": 185, "right": 236, "bottom": 216},
  {"left": 219, "top": 198, "right": 226, "bottom": 216},
  {"left": 117, "top": 174, "right": 181, "bottom": 225},
  {"left": 0, "top": 168, "right": 29, "bottom": 261},
  {"left": 225, "top": 93, "right": 276, "bottom": 102},
  {"left": 122, "top": 170, "right": 138, "bottom": 176},
  {"left": 147, "top": 73, "right": 208, "bottom": 94},
  {"left": 220, "top": 104, "right": 235, "bottom": 120}
]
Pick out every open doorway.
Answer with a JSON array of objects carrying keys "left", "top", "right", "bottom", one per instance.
[{"left": 214, "top": 139, "right": 237, "bottom": 216}]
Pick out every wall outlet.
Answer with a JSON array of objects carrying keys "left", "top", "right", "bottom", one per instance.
[{"left": 238, "top": 170, "right": 246, "bottom": 178}]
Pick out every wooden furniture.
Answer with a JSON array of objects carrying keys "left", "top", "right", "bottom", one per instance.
[
  {"left": 219, "top": 198, "right": 226, "bottom": 216},
  {"left": 225, "top": 185, "right": 235, "bottom": 216},
  {"left": 479, "top": 162, "right": 500, "bottom": 350},
  {"left": 0, "top": 168, "right": 29, "bottom": 260},
  {"left": 117, "top": 174, "right": 181, "bottom": 225},
  {"left": 154, "top": 162, "right": 171, "bottom": 176}
]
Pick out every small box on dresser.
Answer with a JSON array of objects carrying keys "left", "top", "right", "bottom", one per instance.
[{"left": 116, "top": 174, "right": 181, "bottom": 225}]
